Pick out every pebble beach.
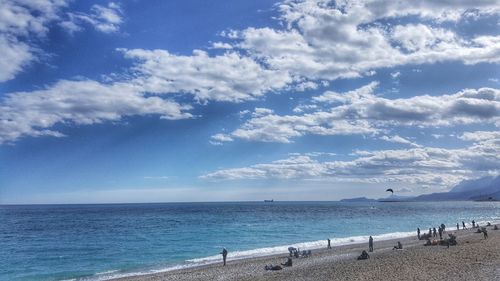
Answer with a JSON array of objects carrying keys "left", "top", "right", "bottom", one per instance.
[{"left": 113, "top": 224, "right": 500, "bottom": 281}]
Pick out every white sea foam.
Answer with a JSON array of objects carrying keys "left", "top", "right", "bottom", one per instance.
[
  {"left": 84, "top": 264, "right": 197, "bottom": 281},
  {"left": 80, "top": 219, "right": 500, "bottom": 281},
  {"left": 75, "top": 229, "right": 416, "bottom": 280},
  {"left": 186, "top": 230, "right": 415, "bottom": 264}
]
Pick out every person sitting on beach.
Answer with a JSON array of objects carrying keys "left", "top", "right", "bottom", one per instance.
[
  {"left": 368, "top": 236, "right": 374, "bottom": 252},
  {"left": 281, "top": 257, "right": 293, "bottom": 267},
  {"left": 487, "top": 222, "right": 491, "bottom": 227},
  {"left": 494, "top": 225, "right": 499, "bottom": 230},
  {"left": 294, "top": 248, "right": 300, "bottom": 258},
  {"left": 392, "top": 241, "right": 403, "bottom": 250},
  {"left": 221, "top": 248, "right": 228, "bottom": 266},
  {"left": 357, "top": 250, "right": 370, "bottom": 260},
  {"left": 476, "top": 227, "right": 482, "bottom": 233},
  {"left": 447, "top": 234, "right": 457, "bottom": 246},
  {"left": 265, "top": 264, "right": 283, "bottom": 271},
  {"left": 420, "top": 233, "right": 429, "bottom": 240},
  {"left": 424, "top": 239, "right": 432, "bottom": 246},
  {"left": 288, "top": 247, "right": 297, "bottom": 257}
]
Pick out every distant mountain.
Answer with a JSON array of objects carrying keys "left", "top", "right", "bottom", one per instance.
[
  {"left": 341, "top": 176, "right": 500, "bottom": 202},
  {"left": 415, "top": 176, "right": 500, "bottom": 201},
  {"left": 450, "top": 176, "right": 500, "bottom": 193},
  {"left": 340, "top": 197, "right": 378, "bottom": 202},
  {"left": 340, "top": 195, "right": 414, "bottom": 202},
  {"left": 378, "top": 194, "right": 414, "bottom": 201}
]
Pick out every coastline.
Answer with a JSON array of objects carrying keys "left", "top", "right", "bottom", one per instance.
[{"left": 111, "top": 224, "right": 500, "bottom": 281}]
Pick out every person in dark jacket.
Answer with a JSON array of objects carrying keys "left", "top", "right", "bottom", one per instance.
[{"left": 221, "top": 248, "right": 228, "bottom": 266}]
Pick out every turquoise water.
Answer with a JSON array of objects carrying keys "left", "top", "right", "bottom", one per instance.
[{"left": 1, "top": 201, "right": 499, "bottom": 280}]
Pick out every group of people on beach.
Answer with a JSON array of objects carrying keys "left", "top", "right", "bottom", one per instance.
[
  {"left": 456, "top": 219, "right": 492, "bottom": 239},
  {"left": 219, "top": 219, "right": 497, "bottom": 268},
  {"left": 264, "top": 247, "right": 312, "bottom": 270}
]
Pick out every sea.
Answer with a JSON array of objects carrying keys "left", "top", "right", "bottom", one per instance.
[{"left": 1, "top": 201, "right": 499, "bottom": 281}]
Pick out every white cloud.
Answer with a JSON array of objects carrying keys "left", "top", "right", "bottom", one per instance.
[
  {"left": 390, "top": 71, "right": 401, "bottom": 79},
  {"left": 459, "top": 130, "right": 500, "bottom": 142},
  {"left": 215, "top": 83, "right": 500, "bottom": 143},
  {"left": 231, "top": 0, "right": 500, "bottom": 81},
  {"left": 211, "top": 42, "right": 233, "bottom": 49},
  {"left": 201, "top": 136, "right": 500, "bottom": 190},
  {"left": 391, "top": 24, "right": 456, "bottom": 53},
  {"left": 0, "top": 36, "right": 33, "bottom": 82},
  {"left": 293, "top": 104, "right": 317, "bottom": 113},
  {"left": 0, "top": 0, "right": 69, "bottom": 82},
  {"left": 228, "top": 110, "right": 377, "bottom": 143},
  {"left": 0, "top": 79, "right": 192, "bottom": 144},
  {"left": 62, "top": 2, "right": 123, "bottom": 34},
  {"left": 209, "top": 133, "right": 234, "bottom": 145},
  {"left": 121, "top": 49, "right": 293, "bottom": 102},
  {"left": 380, "top": 135, "right": 421, "bottom": 147},
  {"left": 0, "top": 1, "right": 124, "bottom": 82}
]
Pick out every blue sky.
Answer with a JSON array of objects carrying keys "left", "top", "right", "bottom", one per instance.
[{"left": 0, "top": 0, "right": 499, "bottom": 204}]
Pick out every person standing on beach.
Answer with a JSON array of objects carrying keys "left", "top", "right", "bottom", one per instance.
[
  {"left": 417, "top": 228, "right": 421, "bottom": 239},
  {"left": 483, "top": 229, "right": 488, "bottom": 239},
  {"left": 457, "top": 223, "right": 459, "bottom": 230},
  {"left": 433, "top": 227, "right": 437, "bottom": 237},
  {"left": 368, "top": 236, "right": 373, "bottom": 252},
  {"left": 438, "top": 227, "right": 443, "bottom": 240},
  {"left": 472, "top": 220, "right": 476, "bottom": 228},
  {"left": 327, "top": 238, "right": 332, "bottom": 249},
  {"left": 221, "top": 248, "right": 228, "bottom": 266},
  {"left": 462, "top": 221, "right": 467, "bottom": 230}
]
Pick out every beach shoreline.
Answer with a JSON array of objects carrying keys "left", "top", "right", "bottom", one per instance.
[{"left": 111, "top": 224, "right": 500, "bottom": 281}]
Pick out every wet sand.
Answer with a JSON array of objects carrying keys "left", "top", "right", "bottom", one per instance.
[{"left": 114, "top": 225, "right": 500, "bottom": 281}]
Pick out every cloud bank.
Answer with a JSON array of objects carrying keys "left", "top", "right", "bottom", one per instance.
[
  {"left": 213, "top": 83, "right": 500, "bottom": 143},
  {"left": 202, "top": 132, "right": 500, "bottom": 189}
]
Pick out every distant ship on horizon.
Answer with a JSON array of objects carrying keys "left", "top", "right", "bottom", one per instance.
[{"left": 264, "top": 199, "right": 274, "bottom": 202}]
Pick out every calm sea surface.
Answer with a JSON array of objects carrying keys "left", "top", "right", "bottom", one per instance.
[{"left": 1, "top": 201, "right": 499, "bottom": 281}]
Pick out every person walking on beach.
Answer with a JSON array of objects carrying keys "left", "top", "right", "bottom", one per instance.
[
  {"left": 462, "top": 221, "right": 467, "bottom": 230},
  {"left": 327, "top": 238, "right": 332, "bottom": 249},
  {"left": 368, "top": 236, "right": 374, "bottom": 252},
  {"left": 221, "top": 248, "right": 228, "bottom": 266},
  {"left": 417, "top": 228, "right": 421, "bottom": 239},
  {"left": 483, "top": 229, "right": 488, "bottom": 239}
]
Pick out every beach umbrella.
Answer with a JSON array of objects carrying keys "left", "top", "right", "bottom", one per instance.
[{"left": 386, "top": 188, "right": 394, "bottom": 194}]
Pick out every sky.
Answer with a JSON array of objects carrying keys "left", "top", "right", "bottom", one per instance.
[{"left": 0, "top": 0, "right": 499, "bottom": 204}]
